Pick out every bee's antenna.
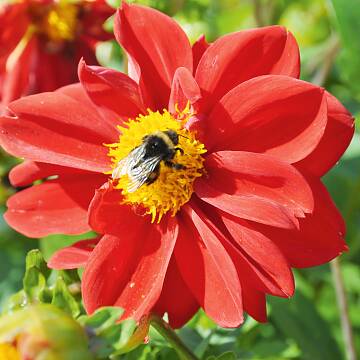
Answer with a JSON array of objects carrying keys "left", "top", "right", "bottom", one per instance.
[{"left": 178, "top": 134, "right": 189, "bottom": 140}]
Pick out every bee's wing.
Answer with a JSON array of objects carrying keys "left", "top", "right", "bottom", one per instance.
[
  {"left": 127, "top": 156, "right": 161, "bottom": 192},
  {"left": 112, "top": 144, "right": 162, "bottom": 192},
  {"left": 112, "top": 145, "right": 146, "bottom": 180}
]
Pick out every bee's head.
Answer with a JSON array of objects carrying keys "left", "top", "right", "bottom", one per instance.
[{"left": 165, "top": 130, "right": 179, "bottom": 145}]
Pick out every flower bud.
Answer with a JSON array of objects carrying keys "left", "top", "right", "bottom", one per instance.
[{"left": 0, "top": 304, "right": 93, "bottom": 360}]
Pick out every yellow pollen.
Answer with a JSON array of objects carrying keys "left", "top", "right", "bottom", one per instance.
[
  {"left": 31, "top": 2, "right": 79, "bottom": 42},
  {"left": 106, "top": 108, "right": 206, "bottom": 223},
  {"left": 0, "top": 343, "right": 20, "bottom": 360}
]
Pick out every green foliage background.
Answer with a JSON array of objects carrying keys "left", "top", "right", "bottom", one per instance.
[{"left": 1, "top": 0, "right": 360, "bottom": 359}]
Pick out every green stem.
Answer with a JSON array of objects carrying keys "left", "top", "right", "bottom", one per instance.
[
  {"left": 149, "top": 315, "right": 198, "bottom": 360},
  {"left": 330, "top": 258, "right": 357, "bottom": 360}
]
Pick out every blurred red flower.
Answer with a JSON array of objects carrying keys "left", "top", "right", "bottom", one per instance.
[
  {"left": 0, "top": 3, "right": 354, "bottom": 328},
  {"left": 0, "top": 0, "right": 113, "bottom": 109}
]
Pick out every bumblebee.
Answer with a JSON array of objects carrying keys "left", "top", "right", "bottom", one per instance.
[{"left": 112, "top": 130, "right": 185, "bottom": 192}]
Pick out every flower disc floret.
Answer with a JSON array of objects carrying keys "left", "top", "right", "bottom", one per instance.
[
  {"left": 30, "top": 2, "right": 79, "bottom": 42},
  {"left": 107, "top": 109, "right": 207, "bottom": 222}
]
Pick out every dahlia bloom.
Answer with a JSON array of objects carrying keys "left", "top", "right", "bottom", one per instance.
[
  {"left": 0, "top": 0, "right": 113, "bottom": 108},
  {"left": 0, "top": 3, "right": 354, "bottom": 328}
]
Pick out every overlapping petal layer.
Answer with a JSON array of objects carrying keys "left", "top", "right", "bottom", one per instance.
[
  {"left": 78, "top": 60, "right": 145, "bottom": 124},
  {"left": 5, "top": 175, "right": 104, "bottom": 237},
  {"left": 196, "top": 151, "right": 313, "bottom": 228},
  {"left": 153, "top": 257, "right": 199, "bottom": 328},
  {"left": 9, "top": 161, "right": 90, "bottom": 187},
  {"left": 115, "top": 3, "right": 193, "bottom": 109},
  {"left": 259, "top": 177, "right": 347, "bottom": 268},
  {"left": 82, "top": 217, "right": 178, "bottom": 321},
  {"left": 0, "top": 92, "right": 114, "bottom": 172},
  {"left": 48, "top": 238, "right": 100, "bottom": 269},
  {"left": 168, "top": 67, "right": 201, "bottom": 114},
  {"left": 205, "top": 75, "right": 328, "bottom": 163},
  {"left": 219, "top": 212, "right": 294, "bottom": 297},
  {"left": 196, "top": 26, "right": 300, "bottom": 113},
  {"left": 176, "top": 205, "right": 243, "bottom": 327},
  {"left": 88, "top": 182, "right": 146, "bottom": 236},
  {"left": 295, "top": 92, "right": 355, "bottom": 176}
]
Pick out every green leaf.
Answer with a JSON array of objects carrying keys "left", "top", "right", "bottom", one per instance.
[
  {"left": 121, "top": 345, "right": 156, "bottom": 360},
  {"left": 2, "top": 290, "right": 29, "bottom": 313},
  {"left": 177, "top": 327, "right": 203, "bottom": 353},
  {"left": 22, "top": 250, "right": 49, "bottom": 302},
  {"left": 193, "top": 331, "right": 214, "bottom": 358},
  {"left": 0, "top": 209, "right": 36, "bottom": 308},
  {"left": 331, "top": 0, "right": 360, "bottom": 98},
  {"left": 324, "top": 134, "right": 360, "bottom": 260},
  {"left": 269, "top": 290, "right": 342, "bottom": 360},
  {"left": 25, "top": 249, "right": 49, "bottom": 275},
  {"left": 51, "top": 276, "right": 81, "bottom": 317},
  {"left": 207, "top": 351, "right": 237, "bottom": 360},
  {"left": 79, "top": 306, "right": 124, "bottom": 331},
  {"left": 58, "top": 268, "right": 81, "bottom": 285},
  {"left": 3, "top": 249, "right": 83, "bottom": 317},
  {"left": 79, "top": 307, "right": 141, "bottom": 358}
]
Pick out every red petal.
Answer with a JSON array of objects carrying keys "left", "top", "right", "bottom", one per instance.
[
  {"left": 82, "top": 232, "right": 147, "bottom": 314},
  {"left": 56, "top": 83, "right": 95, "bottom": 107},
  {"left": 153, "top": 257, "right": 199, "bottom": 329},
  {"left": 48, "top": 238, "right": 100, "bottom": 270},
  {"left": 114, "top": 3, "right": 193, "bottom": 109},
  {"left": 0, "top": 4, "right": 29, "bottom": 60},
  {"left": 0, "top": 92, "right": 115, "bottom": 172},
  {"left": 220, "top": 211, "right": 294, "bottom": 297},
  {"left": 1, "top": 36, "right": 36, "bottom": 105},
  {"left": 241, "top": 283, "right": 267, "bottom": 322},
  {"left": 259, "top": 177, "right": 348, "bottom": 268},
  {"left": 0, "top": 4, "right": 30, "bottom": 100},
  {"left": 196, "top": 151, "right": 314, "bottom": 225},
  {"left": 78, "top": 59, "right": 145, "bottom": 124},
  {"left": 9, "top": 161, "right": 91, "bottom": 187},
  {"left": 5, "top": 176, "right": 105, "bottom": 238},
  {"left": 295, "top": 91, "right": 355, "bottom": 176},
  {"left": 82, "top": 217, "right": 178, "bottom": 321},
  {"left": 196, "top": 26, "right": 300, "bottom": 113},
  {"left": 206, "top": 75, "right": 327, "bottom": 164},
  {"left": 32, "top": 47, "right": 77, "bottom": 93},
  {"left": 168, "top": 67, "right": 201, "bottom": 114},
  {"left": 195, "top": 179, "right": 299, "bottom": 229},
  {"left": 192, "top": 34, "right": 210, "bottom": 71},
  {"left": 79, "top": 0, "right": 114, "bottom": 42},
  {"left": 88, "top": 181, "right": 147, "bottom": 236},
  {"left": 175, "top": 204, "right": 243, "bottom": 328}
]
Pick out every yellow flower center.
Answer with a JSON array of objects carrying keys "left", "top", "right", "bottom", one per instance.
[
  {"left": 0, "top": 343, "right": 20, "bottom": 360},
  {"left": 30, "top": 2, "right": 79, "bottom": 42},
  {"left": 107, "top": 107, "right": 206, "bottom": 222}
]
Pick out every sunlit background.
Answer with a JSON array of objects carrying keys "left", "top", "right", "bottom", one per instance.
[{"left": 0, "top": 0, "right": 359, "bottom": 359}]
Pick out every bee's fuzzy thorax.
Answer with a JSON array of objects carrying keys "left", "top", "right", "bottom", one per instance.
[{"left": 150, "top": 131, "right": 177, "bottom": 149}]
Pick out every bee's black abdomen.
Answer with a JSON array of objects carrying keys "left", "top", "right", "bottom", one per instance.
[
  {"left": 165, "top": 161, "right": 185, "bottom": 170},
  {"left": 146, "top": 164, "right": 160, "bottom": 185}
]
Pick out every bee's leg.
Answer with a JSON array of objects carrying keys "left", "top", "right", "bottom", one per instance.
[
  {"left": 165, "top": 160, "right": 186, "bottom": 170},
  {"left": 175, "top": 147, "right": 184, "bottom": 155},
  {"left": 146, "top": 164, "right": 160, "bottom": 185}
]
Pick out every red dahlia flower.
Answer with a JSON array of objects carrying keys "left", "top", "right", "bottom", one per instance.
[
  {"left": 0, "top": 0, "right": 113, "bottom": 109},
  {"left": 0, "top": 3, "right": 354, "bottom": 328}
]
